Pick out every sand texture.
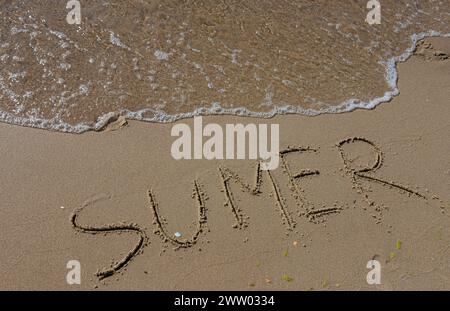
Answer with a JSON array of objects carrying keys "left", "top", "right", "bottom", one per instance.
[{"left": 0, "top": 38, "right": 449, "bottom": 290}]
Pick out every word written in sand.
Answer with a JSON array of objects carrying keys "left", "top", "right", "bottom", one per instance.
[
  {"left": 171, "top": 117, "right": 280, "bottom": 170},
  {"left": 71, "top": 194, "right": 148, "bottom": 280},
  {"left": 72, "top": 137, "right": 445, "bottom": 281}
]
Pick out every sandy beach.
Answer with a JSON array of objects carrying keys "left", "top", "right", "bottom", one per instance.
[{"left": 0, "top": 37, "right": 449, "bottom": 290}]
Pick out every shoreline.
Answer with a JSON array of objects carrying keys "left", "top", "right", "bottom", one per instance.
[
  {"left": 0, "top": 34, "right": 448, "bottom": 134},
  {"left": 0, "top": 38, "right": 449, "bottom": 290}
]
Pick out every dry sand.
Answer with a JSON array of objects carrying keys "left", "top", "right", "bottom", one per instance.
[{"left": 0, "top": 38, "right": 449, "bottom": 291}]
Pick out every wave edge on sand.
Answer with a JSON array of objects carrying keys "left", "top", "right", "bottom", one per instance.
[{"left": 0, "top": 31, "right": 449, "bottom": 134}]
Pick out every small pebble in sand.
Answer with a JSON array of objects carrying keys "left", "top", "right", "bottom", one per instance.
[
  {"left": 60, "top": 206, "right": 65, "bottom": 209},
  {"left": 293, "top": 241, "right": 299, "bottom": 247}
]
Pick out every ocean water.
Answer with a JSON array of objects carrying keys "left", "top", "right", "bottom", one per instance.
[{"left": 0, "top": 0, "right": 449, "bottom": 133}]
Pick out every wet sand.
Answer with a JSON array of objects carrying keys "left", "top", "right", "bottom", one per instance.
[{"left": 1, "top": 1, "right": 449, "bottom": 130}]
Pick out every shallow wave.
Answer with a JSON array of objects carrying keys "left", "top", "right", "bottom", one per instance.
[
  {"left": 1, "top": 31, "right": 448, "bottom": 134},
  {"left": 0, "top": 1, "right": 449, "bottom": 133}
]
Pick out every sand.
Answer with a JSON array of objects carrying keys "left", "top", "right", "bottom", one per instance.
[{"left": 0, "top": 38, "right": 449, "bottom": 290}]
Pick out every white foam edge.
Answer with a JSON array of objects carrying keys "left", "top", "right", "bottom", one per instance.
[{"left": 0, "top": 31, "right": 449, "bottom": 134}]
